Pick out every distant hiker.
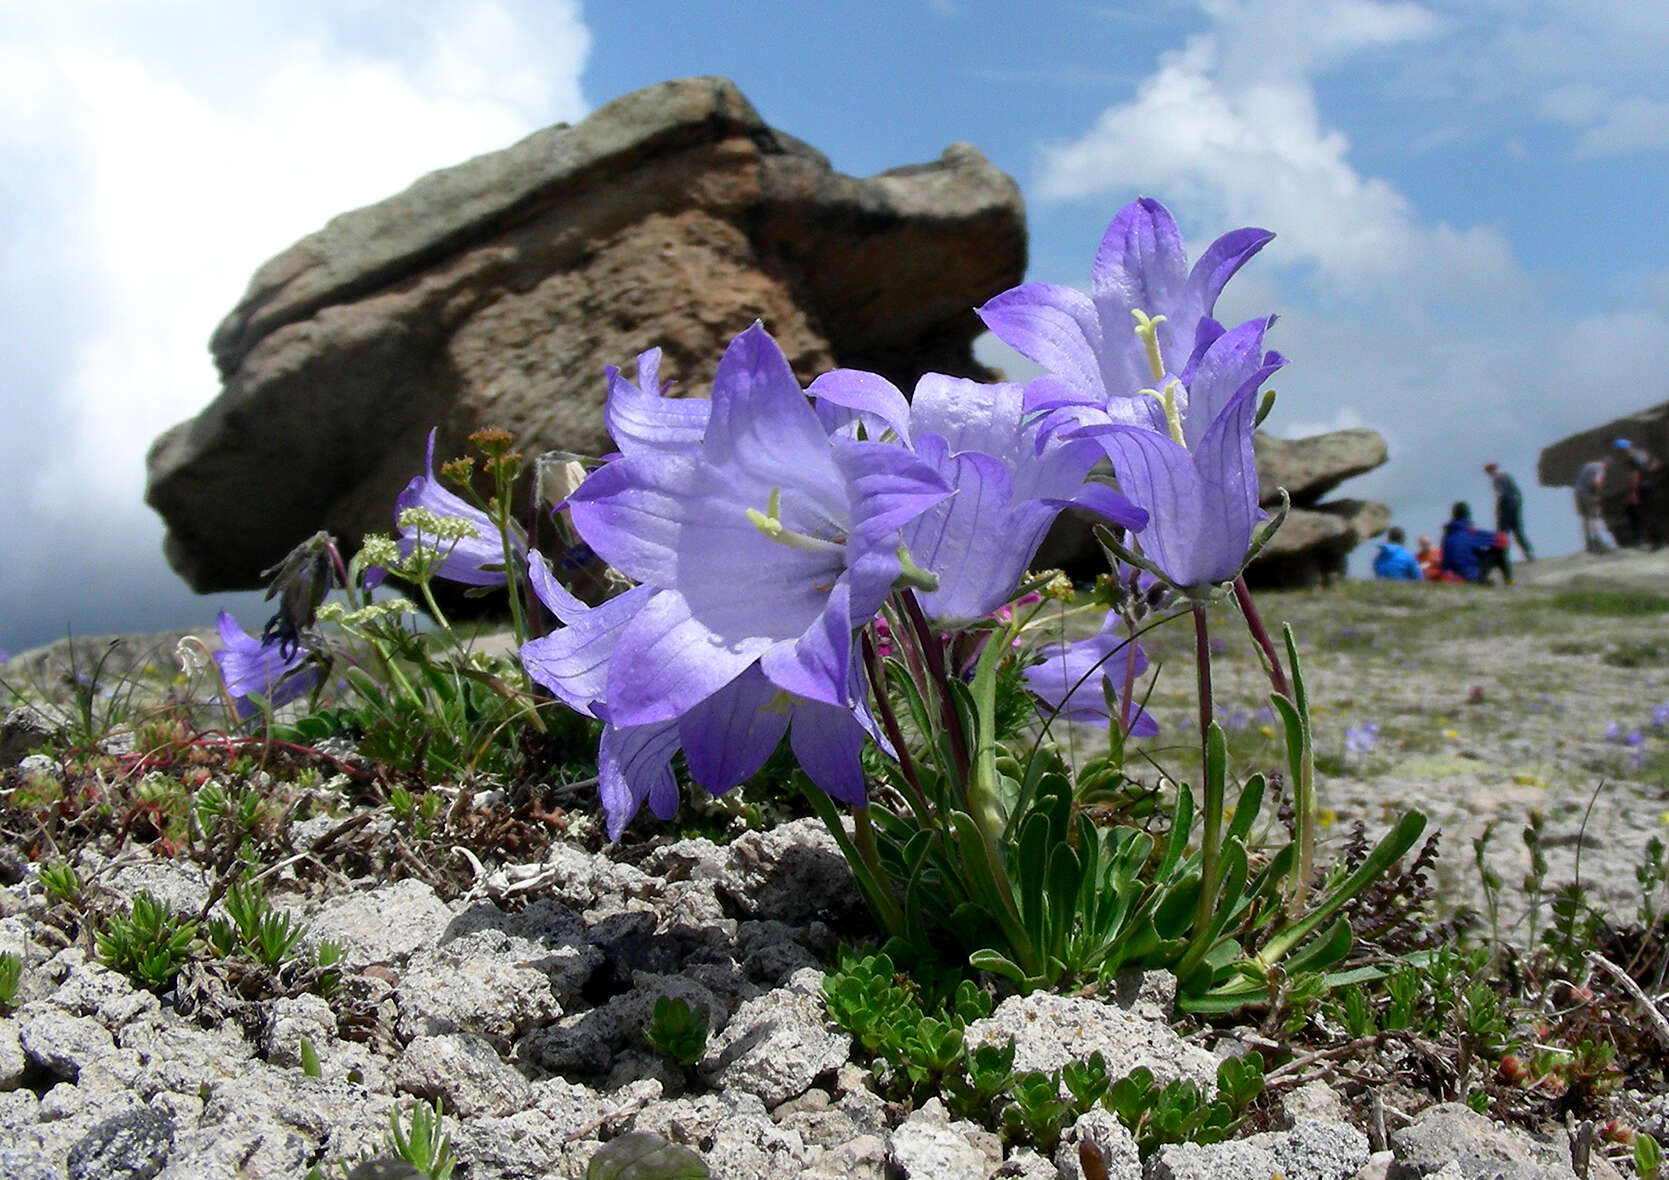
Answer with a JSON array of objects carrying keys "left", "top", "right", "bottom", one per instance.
[
  {"left": 1614, "top": 437, "right": 1661, "bottom": 548},
  {"left": 1574, "top": 456, "right": 1611, "bottom": 553},
  {"left": 1483, "top": 462, "right": 1533, "bottom": 561},
  {"left": 1415, "top": 533, "right": 1445, "bottom": 581},
  {"left": 1372, "top": 526, "right": 1421, "bottom": 580},
  {"left": 1442, "top": 501, "right": 1511, "bottom": 584}
]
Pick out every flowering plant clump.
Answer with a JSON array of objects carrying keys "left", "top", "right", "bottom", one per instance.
[{"left": 207, "top": 197, "right": 1425, "bottom": 1009}]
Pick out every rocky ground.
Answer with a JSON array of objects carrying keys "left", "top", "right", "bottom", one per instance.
[{"left": 3, "top": 547, "right": 1669, "bottom": 1179}]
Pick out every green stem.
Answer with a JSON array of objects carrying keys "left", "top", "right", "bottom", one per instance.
[
  {"left": 965, "top": 611, "right": 1035, "bottom": 975},
  {"left": 1187, "top": 604, "right": 1222, "bottom": 969}
]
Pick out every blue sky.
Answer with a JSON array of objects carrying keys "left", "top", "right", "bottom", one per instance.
[{"left": 4, "top": 0, "right": 1668, "bottom": 655}]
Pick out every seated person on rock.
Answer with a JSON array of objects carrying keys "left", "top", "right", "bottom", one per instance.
[
  {"left": 1372, "top": 526, "right": 1421, "bottom": 580},
  {"left": 1440, "top": 501, "right": 1510, "bottom": 585},
  {"left": 1414, "top": 533, "right": 1446, "bottom": 581}
]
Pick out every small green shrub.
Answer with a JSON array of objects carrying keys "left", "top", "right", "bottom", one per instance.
[{"left": 643, "top": 996, "right": 709, "bottom": 1067}]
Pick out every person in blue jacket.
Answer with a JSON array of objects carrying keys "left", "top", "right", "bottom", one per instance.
[
  {"left": 1372, "top": 526, "right": 1421, "bottom": 580},
  {"left": 1440, "top": 501, "right": 1510, "bottom": 584}
]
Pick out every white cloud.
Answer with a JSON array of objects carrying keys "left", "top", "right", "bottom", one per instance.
[
  {"left": 1027, "top": 0, "right": 1669, "bottom": 567},
  {"left": 1035, "top": 0, "right": 1514, "bottom": 298},
  {"left": 0, "top": 1, "right": 590, "bottom": 518}
]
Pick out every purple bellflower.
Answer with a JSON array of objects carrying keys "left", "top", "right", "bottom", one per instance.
[
  {"left": 520, "top": 548, "right": 883, "bottom": 839},
  {"left": 978, "top": 198, "right": 1284, "bottom": 590},
  {"left": 1076, "top": 316, "right": 1286, "bottom": 589},
  {"left": 803, "top": 369, "right": 1148, "bottom": 624},
  {"left": 212, "top": 611, "right": 320, "bottom": 719},
  {"left": 1023, "top": 610, "right": 1157, "bottom": 736},
  {"left": 395, "top": 429, "right": 526, "bottom": 586},
  {"left": 978, "top": 198, "right": 1272, "bottom": 431},
  {"left": 1345, "top": 721, "right": 1380, "bottom": 754},
  {"left": 564, "top": 323, "right": 949, "bottom": 728}
]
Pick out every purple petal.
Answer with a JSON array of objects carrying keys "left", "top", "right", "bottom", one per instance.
[
  {"left": 598, "top": 722, "right": 681, "bottom": 841},
  {"left": 565, "top": 451, "right": 701, "bottom": 588},
  {"left": 524, "top": 547, "right": 588, "bottom": 624},
  {"left": 904, "top": 450, "right": 1025, "bottom": 623},
  {"left": 679, "top": 668, "right": 790, "bottom": 795},
  {"left": 607, "top": 590, "right": 767, "bottom": 726},
  {"left": 1082, "top": 425, "right": 1206, "bottom": 585},
  {"left": 1185, "top": 386, "right": 1263, "bottom": 581},
  {"left": 977, "top": 282, "right": 1107, "bottom": 401},
  {"left": 1025, "top": 611, "right": 1151, "bottom": 727},
  {"left": 909, "top": 375, "right": 1026, "bottom": 459},
  {"left": 760, "top": 582, "right": 854, "bottom": 708},
  {"left": 1180, "top": 317, "right": 1282, "bottom": 450},
  {"left": 394, "top": 429, "right": 516, "bottom": 587},
  {"left": 1092, "top": 198, "right": 1187, "bottom": 313},
  {"left": 519, "top": 581, "right": 655, "bottom": 719},
  {"left": 788, "top": 699, "right": 870, "bottom": 806},
  {"left": 1185, "top": 226, "right": 1275, "bottom": 324},
  {"left": 1055, "top": 481, "right": 1150, "bottom": 532},
  {"left": 703, "top": 324, "right": 847, "bottom": 508},
  {"left": 807, "top": 369, "right": 913, "bottom": 444},
  {"left": 604, "top": 349, "right": 710, "bottom": 456},
  {"left": 834, "top": 439, "right": 951, "bottom": 550}
]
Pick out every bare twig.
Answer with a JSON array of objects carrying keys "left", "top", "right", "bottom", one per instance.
[{"left": 1585, "top": 950, "right": 1669, "bottom": 1051}]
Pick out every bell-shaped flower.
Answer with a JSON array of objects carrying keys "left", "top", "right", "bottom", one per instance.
[
  {"left": 394, "top": 429, "right": 526, "bottom": 586},
  {"left": 565, "top": 323, "right": 948, "bottom": 728},
  {"left": 1023, "top": 610, "right": 1157, "bottom": 736},
  {"left": 978, "top": 198, "right": 1271, "bottom": 433},
  {"left": 1074, "top": 316, "right": 1285, "bottom": 589},
  {"left": 805, "top": 369, "right": 1148, "bottom": 624},
  {"left": 519, "top": 549, "right": 879, "bottom": 840},
  {"left": 212, "top": 611, "right": 320, "bottom": 719}
]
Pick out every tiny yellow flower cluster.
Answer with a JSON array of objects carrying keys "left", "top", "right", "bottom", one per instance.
[
  {"left": 1040, "top": 571, "right": 1075, "bottom": 602},
  {"left": 396, "top": 507, "right": 482, "bottom": 542},
  {"left": 357, "top": 534, "right": 401, "bottom": 570},
  {"left": 316, "top": 598, "right": 417, "bottom": 627}
]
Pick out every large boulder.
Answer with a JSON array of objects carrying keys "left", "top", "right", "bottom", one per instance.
[
  {"left": 1255, "top": 428, "right": 1386, "bottom": 507},
  {"left": 1242, "top": 428, "right": 1392, "bottom": 587},
  {"left": 147, "top": 76, "right": 1025, "bottom": 592},
  {"left": 1538, "top": 403, "right": 1669, "bottom": 547}
]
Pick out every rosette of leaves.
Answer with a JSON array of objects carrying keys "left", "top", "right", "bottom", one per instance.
[
  {"left": 95, "top": 891, "right": 197, "bottom": 991},
  {"left": 1104, "top": 1052, "right": 1265, "bottom": 1160}
]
